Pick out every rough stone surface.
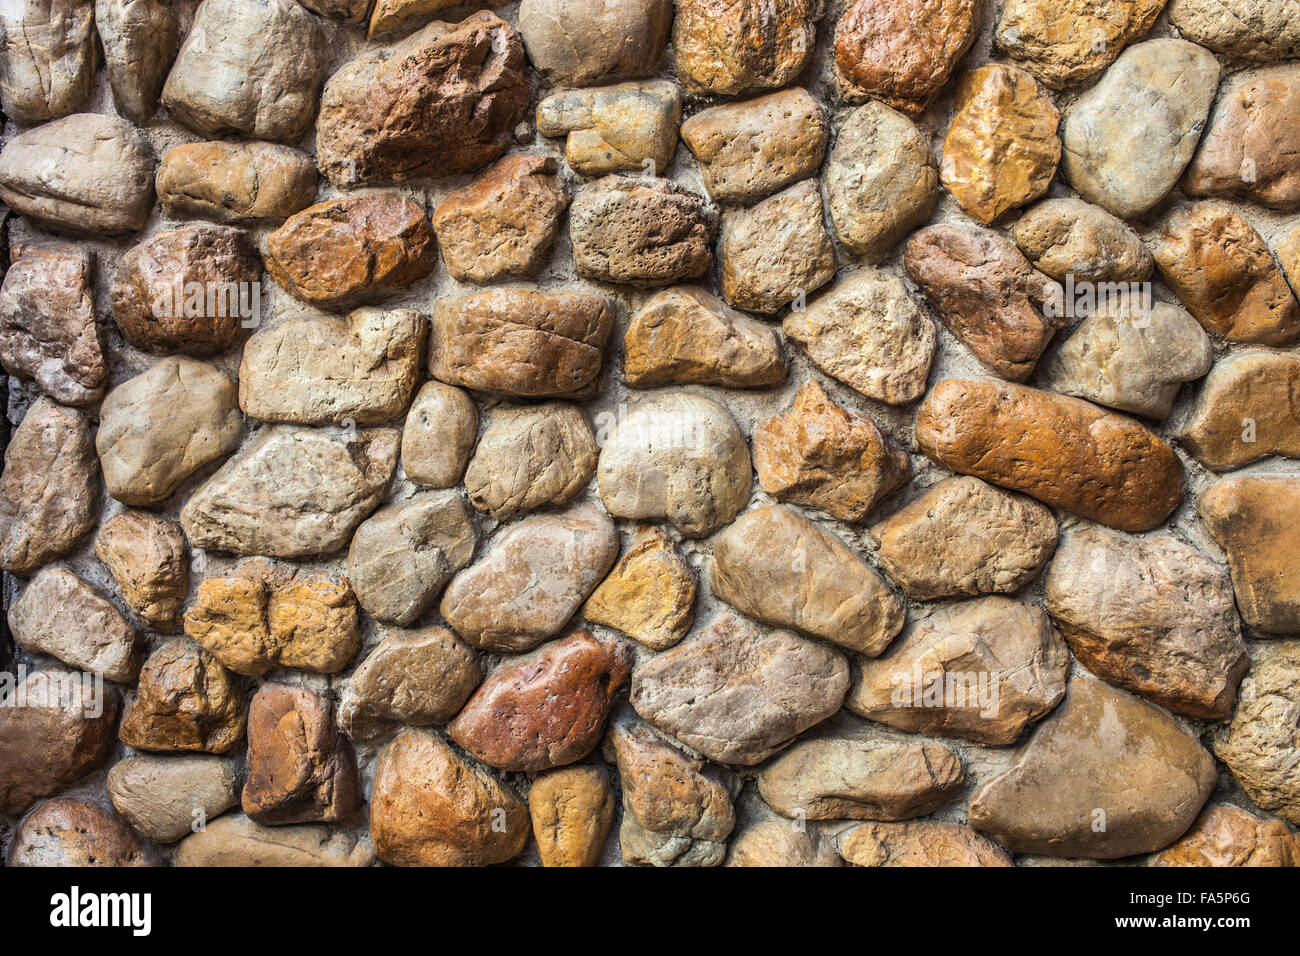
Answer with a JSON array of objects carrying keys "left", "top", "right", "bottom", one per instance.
[
  {"left": 9, "top": 567, "right": 139, "bottom": 683},
  {"left": 95, "top": 511, "right": 188, "bottom": 632},
  {"left": 119, "top": 642, "right": 244, "bottom": 754},
  {"left": 537, "top": 81, "right": 680, "bottom": 177},
  {"left": 96, "top": 0, "right": 178, "bottom": 124},
  {"left": 0, "top": 0, "right": 95, "bottom": 124},
  {"left": 1167, "top": 0, "right": 1300, "bottom": 61},
  {"left": 401, "top": 382, "right": 478, "bottom": 488},
  {"left": 1153, "top": 805, "right": 1300, "bottom": 868},
  {"left": 7, "top": 798, "right": 151, "bottom": 867},
  {"left": 673, "top": 0, "right": 822, "bottom": 97},
  {"left": 583, "top": 526, "right": 696, "bottom": 651},
  {"left": 995, "top": 0, "right": 1168, "bottom": 89},
  {"left": 175, "top": 813, "right": 374, "bottom": 866},
  {"left": 725, "top": 821, "right": 842, "bottom": 867},
  {"left": 1180, "top": 350, "right": 1300, "bottom": 470},
  {"left": 1012, "top": 197, "right": 1153, "bottom": 283},
  {"left": 518, "top": 0, "right": 671, "bottom": 86},
  {"left": 156, "top": 141, "right": 318, "bottom": 224},
  {"left": 365, "top": 0, "right": 488, "bottom": 36},
  {"left": 838, "top": 821, "right": 1013, "bottom": 867},
  {"left": 106, "top": 755, "right": 238, "bottom": 844},
  {"left": 528, "top": 766, "right": 615, "bottom": 868},
  {"left": 464, "top": 403, "right": 598, "bottom": 518}
]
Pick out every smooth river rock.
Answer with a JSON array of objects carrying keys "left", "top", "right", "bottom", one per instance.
[
  {"left": 0, "top": 0, "right": 95, "bottom": 124},
  {"left": 1012, "top": 196, "right": 1153, "bottom": 283},
  {"left": 175, "top": 813, "right": 374, "bottom": 866},
  {"left": 400, "top": 382, "right": 478, "bottom": 488},
  {"left": 1167, "top": 0, "right": 1300, "bottom": 61},
  {"left": 528, "top": 765, "right": 615, "bottom": 868},
  {"left": 1180, "top": 350, "right": 1300, "bottom": 470},
  {"left": 995, "top": 0, "right": 1168, "bottom": 89},
  {"left": 9, "top": 567, "right": 140, "bottom": 683},
  {"left": 518, "top": 0, "right": 671, "bottom": 86},
  {"left": 96, "top": 0, "right": 178, "bottom": 124},
  {"left": 107, "top": 754, "right": 238, "bottom": 844}
]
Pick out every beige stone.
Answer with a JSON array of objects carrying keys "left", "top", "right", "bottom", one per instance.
[
  {"left": 583, "top": 526, "right": 696, "bottom": 651},
  {"left": 529, "top": 766, "right": 615, "bottom": 868},
  {"left": 95, "top": 511, "right": 188, "bottom": 632},
  {"left": 401, "top": 382, "right": 478, "bottom": 488},
  {"left": 9, "top": 567, "right": 140, "bottom": 684},
  {"left": 537, "top": 81, "right": 680, "bottom": 177},
  {"left": 464, "top": 403, "right": 597, "bottom": 519}
]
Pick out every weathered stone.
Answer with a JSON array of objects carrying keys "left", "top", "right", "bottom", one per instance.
[
  {"left": 0, "top": 242, "right": 105, "bottom": 405},
  {"left": 1040, "top": 292, "right": 1213, "bottom": 419},
  {"left": 156, "top": 141, "right": 318, "bottom": 224},
  {"left": 1167, "top": 0, "right": 1300, "bottom": 61},
  {"left": 1013, "top": 197, "right": 1153, "bottom": 283},
  {"left": 904, "top": 224, "right": 1063, "bottom": 382},
  {"left": 583, "top": 526, "right": 696, "bottom": 650},
  {"left": 0, "top": 113, "right": 154, "bottom": 236},
  {"left": 1213, "top": 647, "right": 1300, "bottom": 825},
  {"left": 441, "top": 501, "right": 617, "bottom": 653},
  {"left": 596, "top": 393, "right": 752, "bottom": 538},
  {"left": 240, "top": 309, "right": 427, "bottom": 425},
  {"left": 1154, "top": 805, "right": 1300, "bottom": 868},
  {"left": 265, "top": 193, "right": 437, "bottom": 309},
  {"left": 1180, "top": 351, "right": 1300, "bottom": 470},
  {"left": 96, "top": 0, "right": 177, "bottom": 123},
  {"left": 784, "top": 270, "right": 937, "bottom": 404},
  {"left": 570, "top": 176, "right": 715, "bottom": 286},
  {"left": 834, "top": 0, "right": 978, "bottom": 114},
  {"left": 95, "top": 511, "right": 187, "bottom": 632},
  {"left": 1200, "top": 476, "right": 1300, "bottom": 634},
  {"left": 872, "top": 477, "right": 1058, "bottom": 601},
  {"left": 825, "top": 101, "right": 938, "bottom": 258},
  {"left": 9, "top": 567, "right": 140, "bottom": 684},
  {"left": 0, "top": 668, "right": 119, "bottom": 815},
  {"left": 529, "top": 766, "right": 615, "bottom": 868},
  {"left": 365, "top": 0, "right": 490, "bottom": 36},
  {"left": 518, "top": 0, "right": 671, "bottom": 86},
  {"left": 7, "top": 798, "right": 151, "bottom": 867},
  {"left": 995, "top": 0, "right": 1168, "bottom": 89},
  {"left": 337, "top": 626, "right": 481, "bottom": 742},
  {"left": 680, "top": 89, "right": 828, "bottom": 206},
  {"left": 176, "top": 813, "right": 374, "bottom": 866},
  {"left": 107, "top": 755, "right": 238, "bottom": 844},
  {"left": 0, "top": 397, "right": 98, "bottom": 573},
  {"left": 303, "top": 0, "right": 370, "bottom": 25},
  {"left": 180, "top": 425, "right": 399, "bottom": 559},
  {"left": 970, "top": 677, "right": 1217, "bottom": 858},
  {"left": 753, "top": 381, "right": 910, "bottom": 524},
  {"left": 243, "top": 683, "right": 359, "bottom": 825},
  {"left": 719, "top": 180, "right": 835, "bottom": 315},
  {"left": 848, "top": 597, "right": 1070, "bottom": 744},
  {"left": 1061, "top": 39, "right": 1220, "bottom": 219},
  {"left": 604, "top": 715, "right": 736, "bottom": 867},
  {"left": 940, "top": 64, "right": 1061, "bottom": 224},
  {"left": 464, "top": 403, "right": 597, "bottom": 518},
  {"left": 623, "top": 286, "right": 787, "bottom": 389},
  {"left": 111, "top": 225, "right": 261, "bottom": 355},
  {"left": 631, "top": 613, "right": 849, "bottom": 766},
  {"left": 711, "top": 505, "right": 904, "bottom": 656},
  {"left": 97, "top": 358, "right": 243, "bottom": 506},
  {"left": 431, "top": 154, "right": 568, "bottom": 283},
  {"left": 0, "top": 0, "right": 95, "bottom": 124},
  {"left": 370, "top": 728, "right": 529, "bottom": 866},
  {"left": 161, "top": 0, "right": 325, "bottom": 141},
  {"left": 401, "top": 382, "right": 478, "bottom": 488},
  {"left": 758, "top": 736, "right": 963, "bottom": 821},
  {"left": 537, "top": 81, "right": 680, "bottom": 177},
  {"left": 725, "top": 821, "right": 842, "bottom": 867},
  {"left": 838, "top": 821, "right": 1013, "bottom": 867},
  {"left": 346, "top": 493, "right": 476, "bottom": 626},
  {"left": 449, "top": 630, "right": 632, "bottom": 772},
  {"left": 429, "top": 289, "right": 613, "bottom": 398},
  {"left": 1154, "top": 203, "right": 1300, "bottom": 347},
  {"left": 119, "top": 642, "right": 244, "bottom": 754},
  {"left": 316, "top": 12, "right": 527, "bottom": 186},
  {"left": 673, "top": 0, "right": 821, "bottom": 97},
  {"left": 916, "top": 379, "right": 1185, "bottom": 533}
]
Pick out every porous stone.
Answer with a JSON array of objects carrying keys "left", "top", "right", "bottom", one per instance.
[
  {"left": 753, "top": 381, "right": 910, "bottom": 523},
  {"left": 156, "top": 141, "right": 318, "bottom": 224},
  {"left": 9, "top": 567, "right": 140, "bottom": 684},
  {"left": 316, "top": 12, "right": 527, "bottom": 186},
  {"left": 464, "top": 403, "right": 597, "bottom": 518},
  {"left": 1154, "top": 805, "right": 1300, "bottom": 868},
  {"left": 0, "top": 397, "right": 99, "bottom": 573},
  {"left": 264, "top": 193, "right": 437, "bottom": 309},
  {"left": 1060, "top": 39, "right": 1220, "bottom": 219},
  {"left": 725, "top": 821, "right": 842, "bottom": 867},
  {"left": 518, "top": 0, "right": 671, "bottom": 86},
  {"left": 583, "top": 526, "right": 696, "bottom": 651},
  {"left": 119, "top": 642, "right": 244, "bottom": 754},
  {"left": 440, "top": 501, "right": 617, "bottom": 653},
  {"left": 995, "top": 0, "right": 1168, "bottom": 89},
  {"left": 622, "top": 286, "right": 787, "bottom": 389},
  {"left": 161, "top": 0, "right": 324, "bottom": 141},
  {"left": 940, "top": 64, "right": 1061, "bottom": 224},
  {"left": 838, "top": 821, "right": 1013, "bottom": 867},
  {"left": 719, "top": 180, "right": 835, "bottom": 315},
  {"left": 596, "top": 393, "right": 752, "bottom": 538},
  {"left": 431, "top": 154, "right": 568, "bottom": 283},
  {"left": 180, "top": 425, "right": 399, "bottom": 559},
  {"left": 0, "top": 242, "right": 105, "bottom": 405},
  {"left": 7, "top": 798, "right": 150, "bottom": 867},
  {"left": 0, "top": 0, "right": 95, "bottom": 124},
  {"left": 346, "top": 493, "right": 475, "bottom": 626},
  {"left": 429, "top": 289, "right": 613, "bottom": 398},
  {"left": 96, "top": 0, "right": 178, "bottom": 124},
  {"left": 673, "top": 0, "right": 822, "bottom": 97},
  {"left": 570, "top": 176, "right": 715, "bottom": 286},
  {"left": 783, "top": 270, "right": 937, "bottom": 405},
  {"left": 528, "top": 766, "right": 615, "bottom": 868},
  {"left": 106, "top": 755, "right": 239, "bottom": 843},
  {"left": 1167, "top": 0, "right": 1300, "bottom": 61},
  {"left": 96, "top": 358, "right": 243, "bottom": 506},
  {"left": 969, "top": 677, "right": 1217, "bottom": 858},
  {"left": 365, "top": 0, "right": 491, "bottom": 36},
  {"left": 904, "top": 224, "right": 1063, "bottom": 382},
  {"left": 0, "top": 113, "right": 154, "bottom": 236},
  {"left": 916, "top": 379, "right": 1185, "bottom": 533},
  {"left": 401, "top": 382, "right": 478, "bottom": 488},
  {"left": 872, "top": 476, "right": 1058, "bottom": 601},
  {"left": 95, "top": 511, "right": 188, "bottom": 632},
  {"left": 175, "top": 813, "right": 374, "bottom": 866},
  {"left": 1012, "top": 197, "right": 1153, "bottom": 283},
  {"left": 680, "top": 88, "right": 829, "bottom": 206},
  {"left": 1180, "top": 351, "right": 1300, "bottom": 470},
  {"left": 631, "top": 613, "right": 849, "bottom": 766},
  {"left": 369, "top": 728, "right": 529, "bottom": 866},
  {"left": 537, "top": 81, "right": 680, "bottom": 177}
]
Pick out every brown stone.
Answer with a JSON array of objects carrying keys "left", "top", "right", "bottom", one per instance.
[
  {"left": 529, "top": 765, "right": 615, "bottom": 868},
  {"left": 95, "top": 510, "right": 188, "bottom": 632},
  {"left": 0, "top": 0, "right": 96, "bottom": 125},
  {"left": 1154, "top": 805, "right": 1300, "bottom": 867},
  {"left": 1168, "top": 0, "right": 1300, "bottom": 61},
  {"left": 156, "top": 141, "right": 318, "bottom": 223},
  {"left": 106, "top": 754, "right": 240, "bottom": 844},
  {"left": 536, "top": 81, "right": 680, "bottom": 177},
  {"left": 583, "top": 526, "right": 696, "bottom": 651},
  {"left": 119, "top": 642, "right": 245, "bottom": 754},
  {"left": 916, "top": 379, "right": 1185, "bottom": 533},
  {"left": 369, "top": 728, "right": 529, "bottom": 866},
  {"left": 518, "top": 0, "right": 671, "bottom": 86},
  {"left": 464, "top": 403, "right": 598, "bottom": 519},
  {"left": 449, "top": 630, "right": 632, "bottom": 772},
  {"left": 1180, "top": 350, "right": 1300, "bottom": 471},
  {"left": 401, "top": 382, "right": 478, "bottom": 488},
  {"left": 367, "top": 0, "right": 500, "bottom": 37},
  {"left": 264, "top": 193, "right": 436, "bottom": 309},
  {"left": 1012, "top": 196, "right": 1153, "bottom": 284},
  {"left": 175, "top": 813, "right": 374, "bottom": 866},
  {"left": 673, "top": 0, "right": 822, "bottom": 97},
  {"left": 7, "top": 798, "right": 151, "bottom": 867},
  {"left": 316, "top": 12, "right": 528, "bottom": 187},
  {"left": 1213, "top": 646, "right": 1300, "bottom": 825},
  {"left": 995, "top": 0, "right": 1168, "bottom": 89},
  {"left": 9, "top": 567, "right": 140, "bottom": 684},
  {"left": 725, "top": 821, "right": 842, "bottom": 867},
  {"left": 432, "top": 154, "right": 568, "bottom": 283},
  {"left": 838, "top": 821, "right": 1013, "bottom": 867}
]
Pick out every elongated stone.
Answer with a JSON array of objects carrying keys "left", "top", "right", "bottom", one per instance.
[
  {"left": 537, "top": 81, "right": 680, "bottom": 177},
  {"left": 107, "top": 755, "right": 238, "bottom": 844},
  {"left": 156, "top": 141, "right": 318, "bottom": 224},
  {"left": 1168, "top": 0, "right": 1300, "bottom": 61},
  {"left": 95, "top": 511, "right": 188, "bottom": 632},
  {"left": 96, "top": 0, "right": 178, "bottom": 124},
  {"left": 401, "top": 382, "right": 478, "bottom": 488},
  {"left": 1012, "top": 197, "right": 1153, "bottom": 283},
  {"left": 175, "top": 814, "right": 374, "bottom": 866},
  {"left": 0, "top": 0, "right": 96, "bottom": 124},
  {"left": 528, "top": 766, "right": 615, "bottom": 868},
  {"left": 838, "top": 821, "right": 1013, "bottom": 867}
]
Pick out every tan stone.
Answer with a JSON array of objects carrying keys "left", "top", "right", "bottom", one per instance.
[
  {"left": 7, "top": 798, "right": 152, "bottom": 867},
  {"left": 725, "top": 821, "right": 842, "bottom": 867},
  {"left": 401, "top": 382, "right": 478, "bottom": 488},
  {"left": 1168, "top": 0, "right": 1300, "bottom": 62},
  {"left": 0, "top": 0, "right": 96, "bottom": 125},
  {"left": 1154, "top": 805, "right": 1300, "bottom": 867},
  {"left": 107, "top": 755, "right": 239, "bottom": 844},
  {"left": 838, "top": 821, "right": 1013, "bottom": 867},
  {"left": 367, "top": 0, "right": 494, "bottom": 36},
  {"left": 518, "top": 0, "right": 671, "bottom": 86},
  {"left": 529, "top": 766, "right": 615, "bottom": 868},
  {"left": 175, "top": 813, "right": 374, "bottom": 866},
  {"left": 464, "top": 403, "right": 597, "bottom": 519},
  {"left": 995, "top": 0, "right": 1168, "bottom": 89},
  {"left": 583, "top": 526, "right": 696, "bottom": 651},
  {"left": 537, "top": 81, "right": 680, "bottom": 177},
  {"left": 156, "top": 141, "right": 317, "bottom": 223},
  {"left": 9, "top": 567, "right": 140, "bottom": 684},
  {"left": 119, "top": 642, "right": 244, "bottom": 754},
  {"left": 1180, "top": 350, "right": 1300, "bottom": 471},
  {"left": 95, "top": 511, "right": 188, "bottom": 632},
  {"left": 1012, "top": 197, "right": 1153, "bottom": 284},
  {"left": 673, "top": 0, "right": 822, "bottom": 97}
]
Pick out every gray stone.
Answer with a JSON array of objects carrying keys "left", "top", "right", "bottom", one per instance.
[
  {"left": 106, "top": 755, "right": 239, "bottom": 843},
  {"left": 464, "top": 403, "right": 597, "bottom": 519},
  {"left": 1168, "top": 0, "right": 1300, "bottom": 61}
]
